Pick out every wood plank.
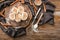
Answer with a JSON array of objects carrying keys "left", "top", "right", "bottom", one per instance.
[{"left": 49, "top": 0, "right": 60, "bottom": 11}]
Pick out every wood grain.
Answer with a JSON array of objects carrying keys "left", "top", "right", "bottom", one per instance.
[
  {"left": 49, "top": 0, "right": 60, "bottom": 11},
  {"left": 0, "top": 0, "right": 60, "bottom": 40}
]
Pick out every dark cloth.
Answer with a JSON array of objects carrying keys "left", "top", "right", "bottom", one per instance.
[
  {"left": 0, "top": 0, "right": 15, "bottom": 11},
  {"left": 38, "top": 1, "right": 55, "bottom": 25}
]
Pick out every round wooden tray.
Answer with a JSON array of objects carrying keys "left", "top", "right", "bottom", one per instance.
[{"left": 4, "top": 2, "right": 32, "bottom": 28}]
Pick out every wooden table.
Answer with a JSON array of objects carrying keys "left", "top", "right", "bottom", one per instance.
[
  {"left": 0, "top": 0, "right": 60, "bottom": 40},
  {"left": 49, "top": 0, "right": 60, "bottom": 11}
]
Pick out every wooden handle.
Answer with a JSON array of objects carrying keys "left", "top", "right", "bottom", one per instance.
[
  {"left": 43, "top": 3, "right": 46, "bottom": 12},
  {"left": 36, "top": 3, "right": 46, "bottom": 24},
  {"left": 36, "top": 13, "right": 43, "bottom": 24}
]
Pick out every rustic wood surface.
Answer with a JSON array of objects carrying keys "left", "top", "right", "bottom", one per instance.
[
  {"left": 49, "top": 0, "right": 60, "bottom": 11},
  {"left": 0, "top": 13, "right": 60, "bottom": 40},
  {"left": 0, "top": 0, "right": 60, "bottom": 40}
]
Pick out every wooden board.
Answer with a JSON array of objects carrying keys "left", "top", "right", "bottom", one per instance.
[{"left": 49, "top": 0, "right": 60, "bottom": 11}]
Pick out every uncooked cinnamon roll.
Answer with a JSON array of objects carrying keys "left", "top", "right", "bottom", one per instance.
[
  {"left": 21, "top": 12, "right": 28, "bottom": 20},
  {"left": 15, "top": 14, "right": 22, "bottom": 22},
  {"left": 9, "top": 13, "right": 15, "bottom": 21},
  {"left": 11, "top": 7, "right": 18, "bottom": 14},
  {"left": 17, "top": 6, "right": 24, "bottom": 13}
]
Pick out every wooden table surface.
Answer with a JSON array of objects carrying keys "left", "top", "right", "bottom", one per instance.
[
  {"left": 49, "top": 0, "right": 60, "bottom": 11},
  {"left": 0, "top": 13, "right": 59, "bottom": 40},
  {"left": 0, "top": 0, "right": 60, "bottom": 40}
]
